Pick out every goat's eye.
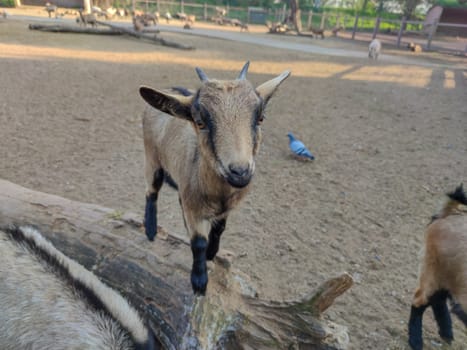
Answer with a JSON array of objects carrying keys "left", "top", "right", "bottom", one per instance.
[
  {"left": 256, "top": 114, "right": 265, "bottom": 125},
  {"left": 195, "top": 119, "right": 206, "bottom": 130}
]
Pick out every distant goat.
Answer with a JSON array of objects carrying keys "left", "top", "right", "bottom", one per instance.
[
  {"left": 407, "top": 42, "right": 422, "bottom": 53},
  {"left": 133, "top": 16, "right": 144, "bottom": 32},
  {"left": 310, "top": 27, "right": 325, "bottom": 39},
  {"left": 140, "top": 13, "right": 158, "bottom": 26},
  {"left": 0, "top": 225, "right": 155, "bottom": 350},
  {"left": 139, "top": 62, "right": 290, "bottom": 295},
  {"left": 239, "top": 22, "right": 249, "bottom": 32},
  {"left": 408, "top": 184, "right": 467, "bottom": 350},
  {"left": 164, "top": 11, "right": 172, "bottom": 23},
  {"left": 77, "top": 9, "right": 97, "bottom": 27},
  {"left": 368, "top": 39, "right": 381, "bottom": 60},
  {"left": 331, "top": 25, "right": 344, "bottom": 36},
  {"left": 44, "top": 2, "right": 57, "bottom": 18}
]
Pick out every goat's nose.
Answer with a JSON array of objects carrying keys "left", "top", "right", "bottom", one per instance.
[
  {"left": 226, "top": 164, "right": 252, "bottom": 188},
  {"left": 228, "top": 164, "right": 249, "bottom": 177}
]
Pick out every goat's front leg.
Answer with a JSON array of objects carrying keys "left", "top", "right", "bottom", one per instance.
[
  {"left": 191, "top": 234, "right": 208, "bottom": 295},
  {"left": 430, "top": 290, "right": 453, "bottom": 343},
  {"left": 144, "top": 168, "right": 164, "bottom": 241},
  {"left": 186, "top": 214, "right": 210, "bottom": 295},
  {"left": 206, "top": 218, "right": 226, "bottom": 261}
]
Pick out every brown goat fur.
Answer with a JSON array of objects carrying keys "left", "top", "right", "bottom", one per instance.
[
  {"left": 139, "top": 62, "right": 290, "bottom": 295},
  {"left": 413, "top": 214, "right": 467, "bottom": 308},
  {"left": 408, "top": 184, "right": 467, "bottom": 350}
]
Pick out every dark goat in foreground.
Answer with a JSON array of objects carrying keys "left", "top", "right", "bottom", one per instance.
[
  {"left": 139, "top": 62, "right": 290, "bottom": 295},
  {"left": 408, "top": 184, "right": 467, "bottom": 350}
]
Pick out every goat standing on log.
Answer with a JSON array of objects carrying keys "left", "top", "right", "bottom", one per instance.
[
  {"left": 139, "top": 62, "right": 290, "bottom": 295},
  {"left": 408, "top": 184, "right": 467, "bottom": 350},
  {"left": 0, "top": 225, "right": 156, "bottom": 350}
]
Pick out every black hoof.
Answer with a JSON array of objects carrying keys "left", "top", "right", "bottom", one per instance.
[
  {"left": 191, "top": 271, "right": 207, "bottom": 295},
  {"left": 408, "top": 338, "right": 423, "bottom": 350},
  {"left": 144, "top": 214, "right": 157, "bottom": 241},
  {"left": 439, "top": 331, "right": 453, "bottom": 344}
]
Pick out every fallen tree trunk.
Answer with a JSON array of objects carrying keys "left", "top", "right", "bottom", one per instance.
[
  {"left": 0, "top": 179, "right": 352, "bottom": 350},
  {"left": 28, "top": 23, "right": 123, "bottom": 35},
  {"left": 95, "top": 21, "right": 195, "bottom": 50},
  {"left": 28, "top": 22, "right": 195, "bottom": 50}
]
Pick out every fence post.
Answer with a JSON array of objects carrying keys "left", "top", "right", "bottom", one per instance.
[
  {"left": 203, "top": 3, "right": 207, "bottom": 20},
  {"left": 426, "top": 21, "right": 438, "bottom": 50},
  {"left": 396, "top": 16, "right": 406, "bottom": 48},
  {"left": 156, "top": 0, "right": 160, "bottom": 13},
  {"left": 181, "top": 0, "right": 184, "bottom": 14},
  {"left": 372, "top": 17, "right": 381, "bottom": 39},
  {"left": 307, "top": 10, "right": 313, "bottom": 30},
  {"left": 320, "top": 12, "right": 326, "bottom": 30},
  {"left": 351, "top": 14, "right": 359, "bottom": 39}
]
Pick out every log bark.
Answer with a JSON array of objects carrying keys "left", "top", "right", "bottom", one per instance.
[
  {"left": 0, "top": 179, "right": 352, "bottom": 350},
  {"left": 28, "top": 23, "right": 195, "bottom": 50},
  {"left": 28, "top": 23, "right": 123, "bottom": 35},
  {"left": 95, "top": 21, "right": 195, "bottom": 50}
]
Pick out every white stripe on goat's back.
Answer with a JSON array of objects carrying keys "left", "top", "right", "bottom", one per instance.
[{"left": 0, "top": 226, "right": 148, "bottom": 350}]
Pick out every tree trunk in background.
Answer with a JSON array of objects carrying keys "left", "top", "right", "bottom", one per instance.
[
  {"left": 360, "top": 0, "right": 369, "bottom": 14},
  {"left": 402, "top": 0, "right": 421, "bottom": 20},
  {"left": 288, "top": 0, "right": 302, "bottom": 33},
  {"left": 83, "top": 0, "right": 92, "bottom": 14},
  {"left": 0, "top": 179, "right": 353, "bottom": 350}
]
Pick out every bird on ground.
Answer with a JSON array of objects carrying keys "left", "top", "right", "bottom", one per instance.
[{"left": 287, "top": 132, "right": 315, "bottom": 161}]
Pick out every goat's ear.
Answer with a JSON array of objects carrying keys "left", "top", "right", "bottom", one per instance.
[
  {"left": 256, "top": 70, "right": 291, "bottom": 105},
  {"left": 139, "top": 86, "right": 192, "bottom": 120}
]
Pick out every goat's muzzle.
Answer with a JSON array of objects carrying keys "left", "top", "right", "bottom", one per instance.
[{"left": 226, "top": 164, "right": 253, "bottom": 188}]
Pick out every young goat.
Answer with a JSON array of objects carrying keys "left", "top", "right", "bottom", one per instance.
[
  {"left": 77, "top": 9, "right": 98, "bottom": 27},
  {"left": 139, "top": 62, "right": 290, "bottom": 295},
  {"left": 44, "top": 2, "right": 57, "bottom": 18},
  {"left": 408, "top": 184, "right": 467, "bottom": 350},
  {"left": 368, "top": 39, "right": 382, "bottom": 60},
  {"left": 0, "top": 225, "right": 156, "bottom": 350},
  {"left": 310, "top": 27, "right": 325, "bottom": 39}
]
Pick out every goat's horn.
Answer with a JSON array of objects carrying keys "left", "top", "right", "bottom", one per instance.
[
  {"left": 195, "top": 67, "right": 209, "bottom": 82},
  {"left": 237, "top": 61, "right": 250, "bottom": 80}
]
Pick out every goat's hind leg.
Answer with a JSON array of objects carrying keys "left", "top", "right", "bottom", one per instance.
[
  {"left": 451, "top": 302, "right": 467, "bottom": 326},
  {"left": 144, "top": 168, "right": 164, "bottom": 241},
  {"left": 430, "top": 290, "right": 453, "bottom": 343},
  {"left": 451, "top": 293, "right": 467, "bottom": 327},
  {"left": 408, "top": 301, "right": 428, "bottom": 350},
  {"left": 206, "top": 218, "right": 226, "bottom": 261}
]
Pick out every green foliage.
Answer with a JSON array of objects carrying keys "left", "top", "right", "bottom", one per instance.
[
  {"left": 0, "top": 0, "right": 14, "bottom": 7},
  {"left": 435, "top": 0, "right": 467, "bottom": 6}
]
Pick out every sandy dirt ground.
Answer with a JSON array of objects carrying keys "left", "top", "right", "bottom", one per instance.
[{"left": 0, "top": 7, "right": 466, "bottom": 349}]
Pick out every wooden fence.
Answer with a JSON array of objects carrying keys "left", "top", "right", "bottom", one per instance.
[
  {"left": 129, "top": 0, "right": 466, "bottom": 53},
  {"left": 302, "top": 11, "right": 467, "bottom": 53}
]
